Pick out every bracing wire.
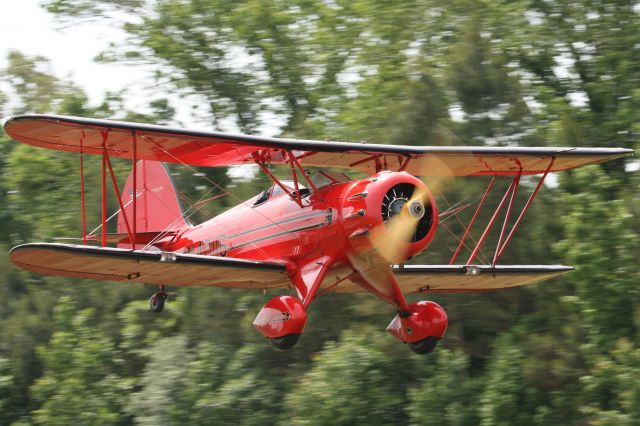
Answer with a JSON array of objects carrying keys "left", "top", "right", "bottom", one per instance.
[
  {"left": 86, "top": 189, "right": 146, "bottom": 237},
  {"left": 139, "top": 158, "right": 245, "bottom": 250},
  {"left": 438, "top": 191, "right": 491, "bottom": 263},
  {"left": 436, "top": 190, "right": 492, "bottom": 264},
  {"left": 137, "top": 134, "right": 302, "bottom": 257}
]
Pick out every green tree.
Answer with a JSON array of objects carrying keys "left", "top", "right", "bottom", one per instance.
[
  {"left": 283, "top": 329, "right": 410, "bottom": 425},
  {"left": 168, "top": 341, "right": 229, "bottom": 425},
  {"left": 193, "top": 342, "right": 300, "bottom": 425},
  {"left": 0, "top": 356, "right": 15, "bottom": 420},
  {"left": 30, "top": 296, "right": 131, "bottom": 425},
  {"left": 478, "top": 334, "right": 534, "bottom": 425},
  {"left": 555, "top": 167, "right": 639, "bottom": 345},
  {"left": 408, "top": 348, "right": 480, "bottom": 425},
  {"left": 127, "top": 336, "right": 192, "bottom": 425},
  {"left": 1, "top": 2, "right": 637, "bottom": 424},
  {"left": 579, "top": 338, "right": 640, "bottom": 424}
]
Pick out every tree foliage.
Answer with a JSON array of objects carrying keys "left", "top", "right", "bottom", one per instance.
[{"left": 0, "top": 1, "right": 638, "bottom": 424}]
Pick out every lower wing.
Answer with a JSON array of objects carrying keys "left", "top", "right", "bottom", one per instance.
[
  {"left": 10, "top": 243, "right": 571, "bottom": 294},
  {"left": 10, "top": 243, "right": 289, "bottom": 289},
  {"left": 331, "top": 264, "right": 573, "bottom": 294}
]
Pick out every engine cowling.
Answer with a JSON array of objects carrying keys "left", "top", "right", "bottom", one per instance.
[{"left": 340, "top": 171, "right": 438, "bottom": 262}]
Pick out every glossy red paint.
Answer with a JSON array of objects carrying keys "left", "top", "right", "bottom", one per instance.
[
  {"left": 5, "top": 115, "right": 632, "bottom": 353},
  {"left": 339, "top": 171, "right": 438, "bottom": 261},
  {"left": 164, "top": 170, "right": 438, "bottom": 264},
  {"left": 386, "top": 301, "right": 448, "bottom": 343},
  {"left": 132, "top": 167, "right": 440, "bottom": 339},
  {"left": 117, "top": 161, "right": 189, "bottom": 249},
  {"left": 8, "top": 115, "right": 632, "bottom": 355},
  {"left": 253, "top": 295, "right": 307, "bottom": 339}
]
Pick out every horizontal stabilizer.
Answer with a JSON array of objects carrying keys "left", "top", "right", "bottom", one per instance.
[
  {"left": 10, "top": 243, "right": 289, "bottom": 289},
  {"left": 331, "top": 264, "right": 573, "bottom": 294}
]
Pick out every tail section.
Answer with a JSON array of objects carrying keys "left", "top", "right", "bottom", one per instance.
[{"left": 117, "top": 161, "right": 190, "bottom": 240}]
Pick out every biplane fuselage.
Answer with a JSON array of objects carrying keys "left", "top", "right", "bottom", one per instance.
[
  {"left": 170, "top": 171, "right": 436, "bottom": 267},
  {"left": 4, "top": 114, "right": 632, "bottom": 353},
  {"left": 130, "top": 169, "right": 438, "bottom": 312}
]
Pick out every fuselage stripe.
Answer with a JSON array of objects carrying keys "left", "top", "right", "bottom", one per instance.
[
  {"left": 228, "top": 210, "right": 333, "bottom": 251},
  {"left": 227, "top": 209, "right": 330, "bottom": 239}
]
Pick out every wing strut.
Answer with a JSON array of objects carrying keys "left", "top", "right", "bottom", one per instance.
[
  {"left": 347, "top": 252, "right": 411, "bottom": 312},
  {"left": 459, "top": 158, "right": 555, "bottom": 266},
  {"left": 254, "top": 149, "right": 319, "bottom": 208},
  {"left": 449, "top": 176, "right": 496, "bottom": 264},
  {"left": 290, "top": 152, "right": 318, "bottom": 191},
  {"left": 132, "top": 131, "right": 137, "bottom": 246},
  {"left": 465, "top": 172, "right": 521, "bottom": 264},
  {"left": 80, "top": 133, "right": 87, "bottom": 245},
  {"left": 492, "top": 173, "right": 522, "bottom": 265},
  {"left": 104, "top": 148, "right": 134, "bottom": 245},
  {"left": 101, "top": 131, "right": 108, "bottom": 247},
  {"left": 255, "top": 160, "right": 304, "bottom": 207},
  {"left": 78, "top": 128, "right": 139, "bottom": 249},
  {"left": 99, "top": 128, "right": 138, "bottom": 247},
  {"left": 492, "top": 157, "right": 555, "bottom": 264},
  {"left": 291, "top": 255, "right": 334, "bottom": 308}
]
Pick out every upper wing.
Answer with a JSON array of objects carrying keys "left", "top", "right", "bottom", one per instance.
[
  {"left": 329, "top": 264, "right": 573, "bottom": 294},
  {"left": 4, "top": 114, "right": 632, "bottom": 176},
  {"left": 10, "top": 243, "right": 290, "bottom": 289}
]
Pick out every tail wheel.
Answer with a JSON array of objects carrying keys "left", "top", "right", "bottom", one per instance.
[
  {"left": 149, "top": 292, "right": 167, "bottom": 313},
  {"left": 270, "top": 333, "right": 300, "bottom": 350},
  {"left": 408, "top": 336, "right": 439, "bottom": 355}
]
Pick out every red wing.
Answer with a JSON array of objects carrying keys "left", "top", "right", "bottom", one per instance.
[
  {"left": 10, "top": 243, "right": 289, "bottom": 289},
  {"left": 4, "top": 114, "right": 261, "bottom": 167},
  {"left": 4, "top": 114, "right": 632, "bottom": 176},
  {"left": 328, "top": 265, "right": 573, "bottom": 294}
]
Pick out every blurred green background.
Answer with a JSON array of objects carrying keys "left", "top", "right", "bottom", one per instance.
[{"left": 0, "top": 1, "right": 638, "bottom": 424}]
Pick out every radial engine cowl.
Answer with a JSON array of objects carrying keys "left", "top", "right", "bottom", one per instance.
[{"left": 341, "top": 171, "right": 438, "bottom": 261}]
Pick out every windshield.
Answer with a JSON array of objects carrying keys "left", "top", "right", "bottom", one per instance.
[
  {"left": 252, "top": 180, "right": 309, "bottom": 207},
  {"left": 309, "top": 171, "right": 351, "bottom": 189}
]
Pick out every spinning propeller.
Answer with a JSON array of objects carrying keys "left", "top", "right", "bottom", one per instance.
[{"left": 369, "top": 159, "right": 453, "bottom": 264}]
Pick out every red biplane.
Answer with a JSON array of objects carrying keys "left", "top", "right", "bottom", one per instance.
[{"left": 4, "top": 115, "right": 633, "bottom": 353}]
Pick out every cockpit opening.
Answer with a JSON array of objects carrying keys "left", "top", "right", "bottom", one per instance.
[
  {"left": 252, "top": 172, "right": 352, "bottom": 207},
  {"left": 252, "top": 180, "right": 312, "bottom": 207}
]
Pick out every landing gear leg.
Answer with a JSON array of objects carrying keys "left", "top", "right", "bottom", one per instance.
[
  {"left": 149, "top": 285, "right": 167, "bottom": 313},
  {"left": 254, "top": 256, "right": 333, "bottom": 351}
]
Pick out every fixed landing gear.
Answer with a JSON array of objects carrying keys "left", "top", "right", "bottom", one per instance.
[
  {"left": 149, "top": 285, "right": 167, "bottom": 313},
  {"left": 253, "top": 296, "right": 307, "bottom": 350},
  {"left": 387, "top": 301, "right": 448, "bottom": 355},
  {"left": 252, "top": 294, "right": 446, "bottom": 354}
]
